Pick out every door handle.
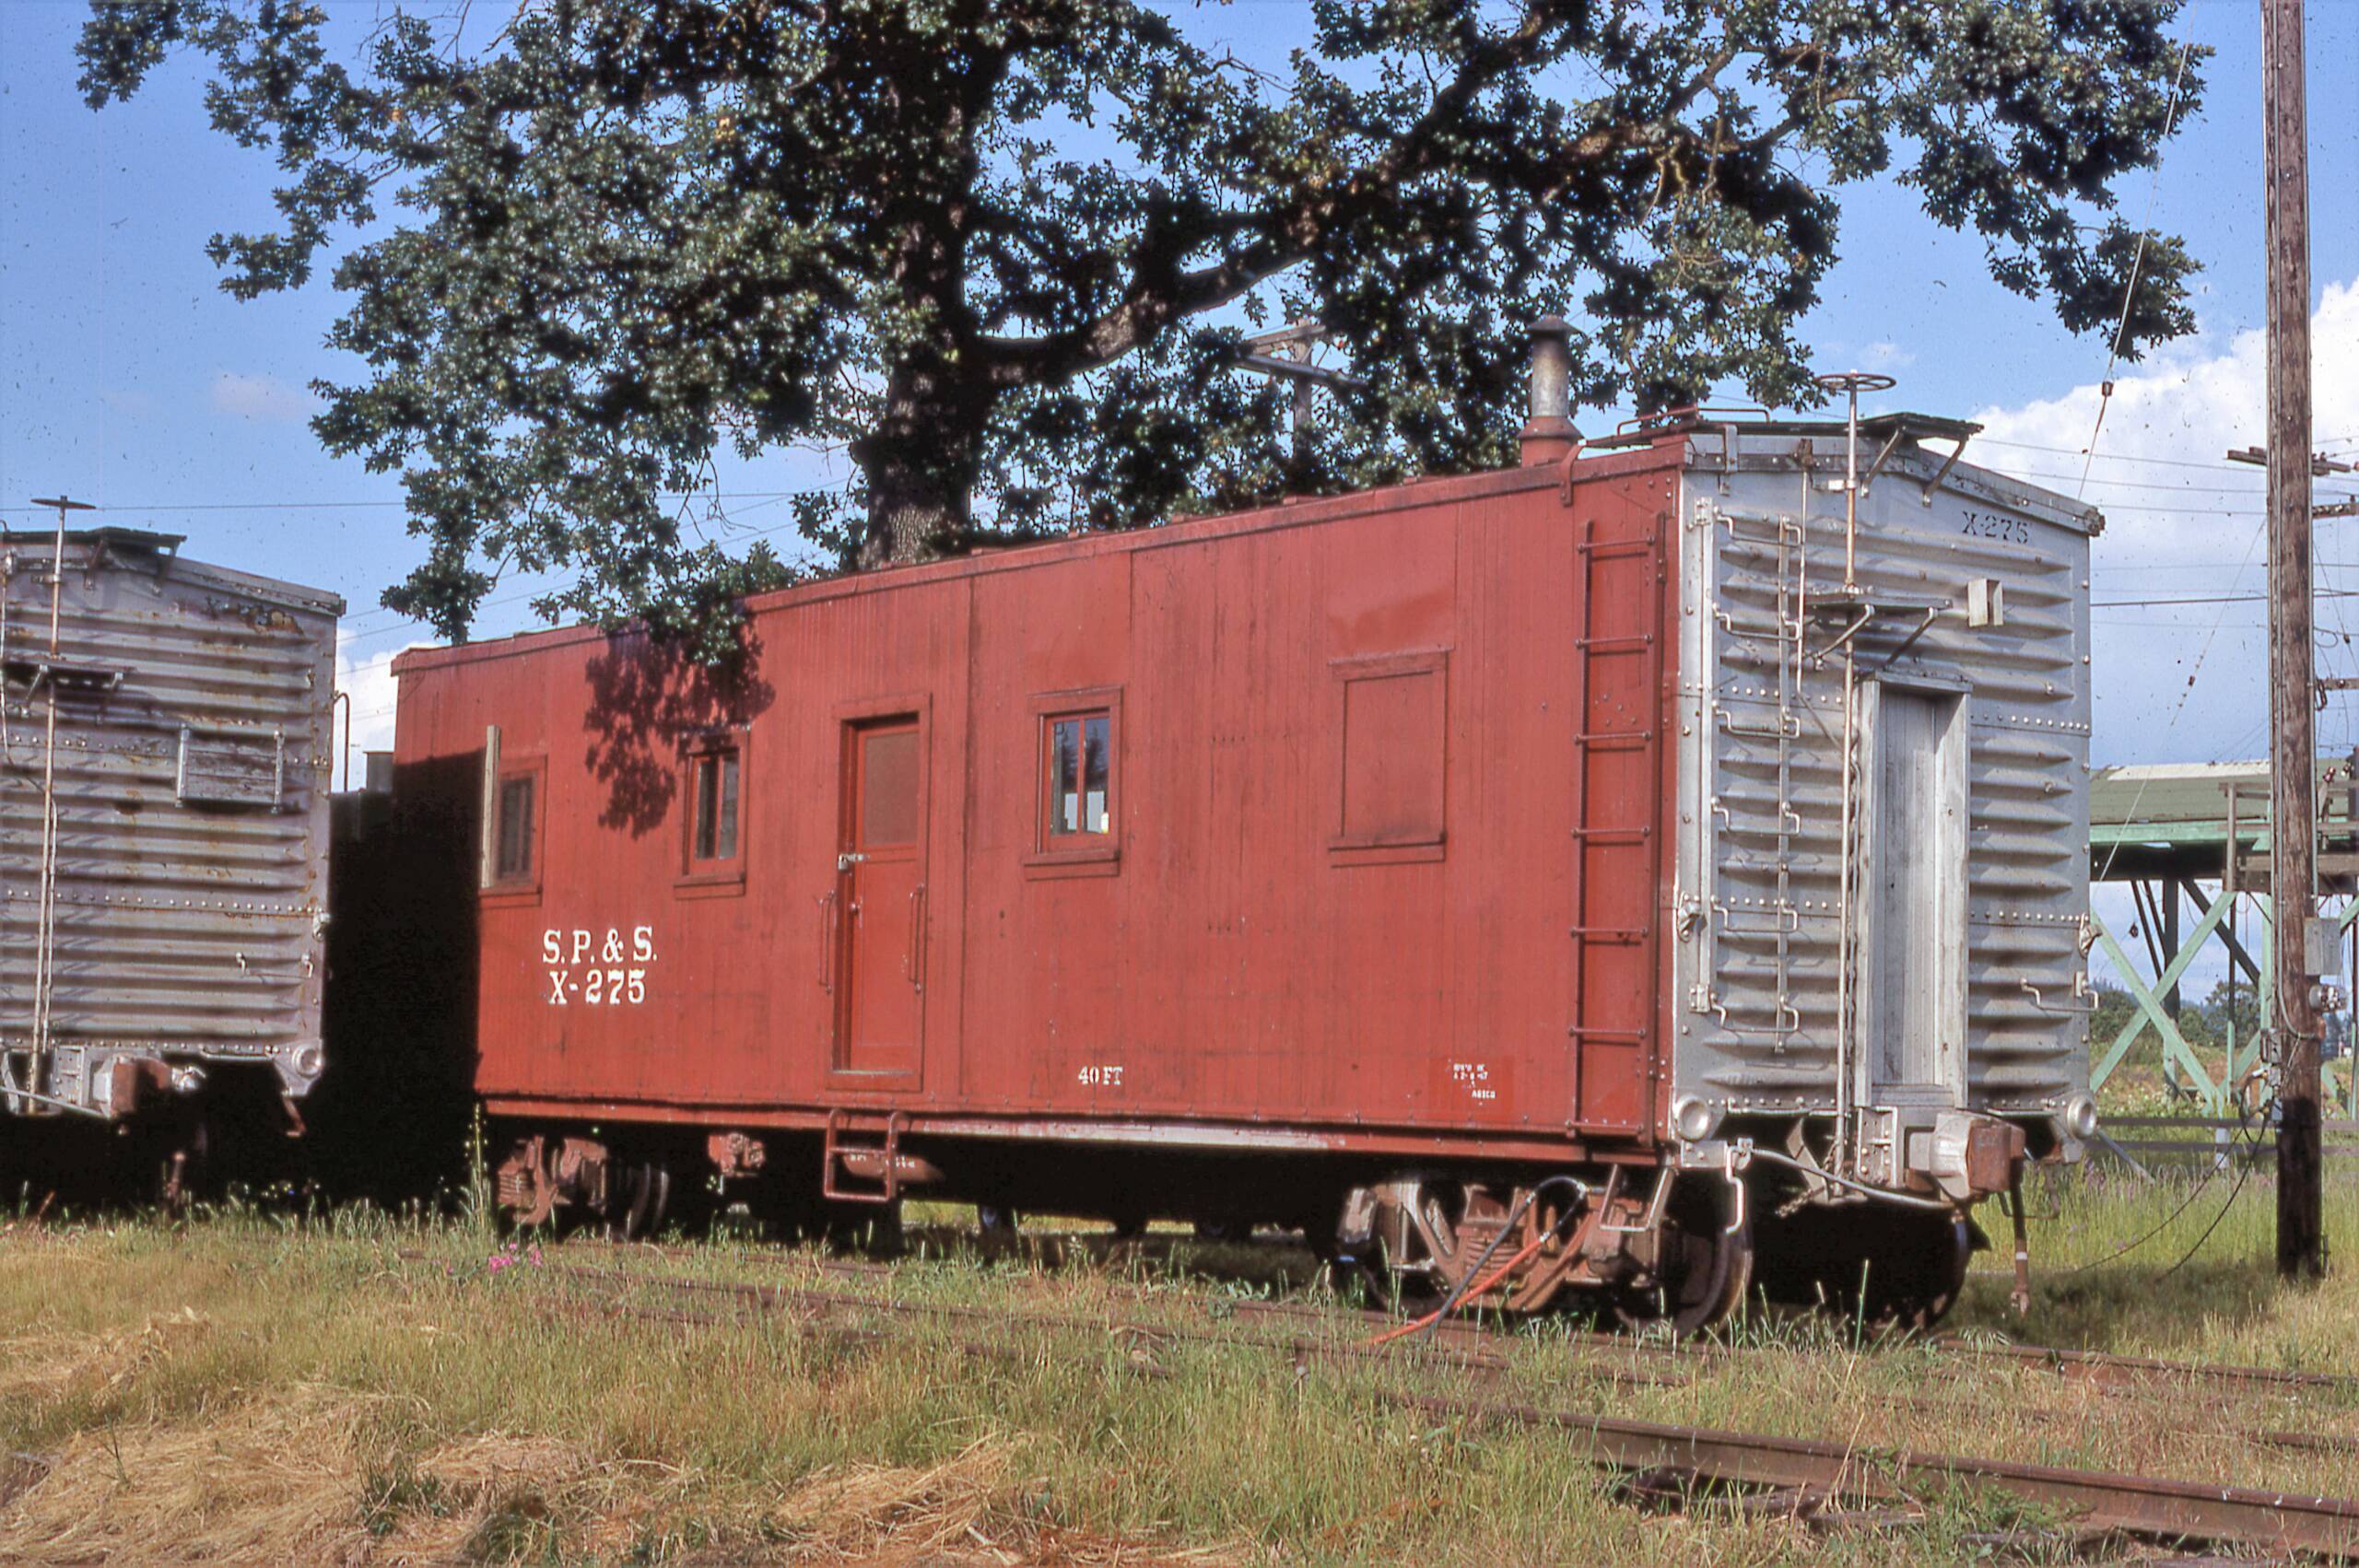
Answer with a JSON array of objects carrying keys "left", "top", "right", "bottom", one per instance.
[
  {"left": 816, "top": 891, "right": 838, "bottom": 992},
  {"left": 904, "top": 884, "right": 927, "bottom": 988},
  {"left": 837, "top": 851, "right": 866, "bottom": 872}
]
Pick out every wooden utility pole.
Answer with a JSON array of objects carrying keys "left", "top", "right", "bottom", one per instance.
[{"left": 2262, "top": 0, "right": 2325, "bottom": 1280}]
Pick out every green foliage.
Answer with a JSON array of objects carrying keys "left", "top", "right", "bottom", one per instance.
[
  {"left": 2093, "top": 976, "right": 2259, "bottom": 1056},
  {"left": 81, "top": 0, "right": 2204, "bottom": 656}
]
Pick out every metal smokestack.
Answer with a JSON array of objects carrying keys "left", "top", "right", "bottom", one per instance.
[{"left": 1520, "top": 315, "right": 1579, "bottom": 464}]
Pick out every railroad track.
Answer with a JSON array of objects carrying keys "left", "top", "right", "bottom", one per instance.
[
  {"left": 514, "top": 1250, "right": 2359, "bottom": 1452},
  {"left": 433, "top": 1251, "right": 1670, "bottom": 1388},
  {"left": 446, "top": 1249, "right": 2359, "bottom": 1560},
  {"left": 561, "top": 1234, "right": 2359, "bottom": 1406}
]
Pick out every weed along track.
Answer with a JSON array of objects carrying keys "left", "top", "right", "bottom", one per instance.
[
  {"left": 537, "top": 1257, "right": 2359, "bottom": 1456},
  {"left": 399, "top": 1242, "right": 2359, "bottom": 1560},
  {"left": 1921, "top": 1334, "right": 2359, "bottom": 1398},
  {"left": 411, "top": 1249, "right": 1654, "bottom": 1391},
  {"left": 1402, "top": 1392, "right": 2359, "bottom": 1559},
  {"left": 511, "top": 1234, "right": 2359, "bottom": 1406}
]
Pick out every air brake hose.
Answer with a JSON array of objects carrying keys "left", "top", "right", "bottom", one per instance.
[{"left": 1367, "top": 1173, "right": 1590, "bottom": 1347}]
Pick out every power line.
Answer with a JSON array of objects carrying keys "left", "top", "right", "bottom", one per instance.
[
  {"left": 2007, "top": 472, "right": 2271, "bottom": 496},
  {"left": 2093, "top": 588, "right": 2359, "bottom": 608},
  {"left": 1973, "top": 434, "right": 2357, "bottom": 474},
  {"left": 0, "top": 488, "right": 824, "bottom": 516},
  {"left": 333, "top": 501, "right": 837, "bottom": 650},
  {"left": 2071, "top": 35, "right": 2197, "bottom": 499},
  {"left": 2078, "top": 500, "right": 2352, "bottom": 516},
  {"left": 0, "top": 499, "right": 404, "bottom": 513}
]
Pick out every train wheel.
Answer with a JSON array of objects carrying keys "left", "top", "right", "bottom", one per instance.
[
  {"left": 1754, "top": 1204, "right": 1971, "bottom": 1333},
  {"left": 822, "top": 1199, "right": 904, "bottom": 1258},
  {"left": 1613, "top": 1178, "right": 1753, "bottom": 1338},
  {"left": 1854, "top": 1211, "right": 1972, "bottom": 1332},
  {"left": 607, "top": 1159, "right": 671, "bottom": 1242},
  {"left": 1325, "top": 1237, "right": 1446, "bottom": 1316},
  {"left": 1107, "top": 1211, "right": 1148, "bottom": 1242},
  {"left": 977, "top": 1204, "right": 1019, "bottom": 1238}
]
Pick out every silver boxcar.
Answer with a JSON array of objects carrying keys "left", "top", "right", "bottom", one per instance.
[
  {"left": 1, "top": 526, "right": 342, "bottom": 1123},
  {"left": 1664, "top": 414, "right": 2099, "bottom": 1189}
]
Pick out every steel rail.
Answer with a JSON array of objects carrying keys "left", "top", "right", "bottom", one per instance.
[
  {"left": 546, "top": 1258, "right": 2359, "bottom": 1451},
  {"left": 1406, "top": 1392, "right": 2359, "bottom": 1559},
  {"left": 554, "top": 1235, "right": 2359, "bottom": 1402},
  {"left": 1925, "top": 1335, "right": 2359, "bottom": 1398},
  {"left": 499, "top": 1255, "right": 1676, "bottom": 1390}
]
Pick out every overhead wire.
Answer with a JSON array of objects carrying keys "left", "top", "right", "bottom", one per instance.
[
  {"left": 1986, "top": 472, "right": 2273, "bottom": 497},
  {"left": 0, "top": 488, "right": 824, "bottom": 517},
  {"left": 333, "top": 497, "right": 844, "bottom": 653},
  {"left": 1975, "top": 434, "right": 2357, "bottom": 473},
  {"left": 2067, "top": 38, "right": 2195, "bottom": 499},
  {"left": 2095, "top": 588, "right": 2359, "bottom": 608}
]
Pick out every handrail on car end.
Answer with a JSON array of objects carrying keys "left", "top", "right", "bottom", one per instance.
[
  {"left": 0, "top": 1081, "right": 109, "bottom": 1119},
  {"left": 1613, "top": 404, "right": 1773, "bottom": 438},
  {"left": 331, "top": 689, "right": 353, "bottom": 793},
  {"left": 1744, "top": 1144, "right": 1958, "bottom": 1213}
]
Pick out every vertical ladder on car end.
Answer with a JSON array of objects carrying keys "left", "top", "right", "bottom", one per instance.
[
  {"left": 821, "top": 1109, "right": 910, "bottom": 1203},
  {"left": 1567, "top": 515, "right": 1668, "bottom": 1132}
]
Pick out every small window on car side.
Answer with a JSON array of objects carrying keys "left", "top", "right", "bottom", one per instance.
[
  {"left": 691, "top": 746, "right": 741, "bottom": 863},
  {"left": 1047, "top": 712, "right": 1111, "bottom": 837},
  {"left": 492, "top": 774, "right": 536, "bottom": 884},
  {"left": 1026, "top": 687, "right": 1122, "bottom": 877}
]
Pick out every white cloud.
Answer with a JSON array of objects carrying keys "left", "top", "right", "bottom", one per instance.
[
  {"left": 1959, "top": 277, "right": 2359, "bottom": 771},
  {"left": 1860, "top": 340, "right": 1915, "bottom": 369},
  {"left": 1965, "top": 287, "right": 2359, "bottom": 1005},
  {"left": 209, "top": 369, "right": 319, "bottom": 424}
]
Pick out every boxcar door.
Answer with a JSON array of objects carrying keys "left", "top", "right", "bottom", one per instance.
[
  {"left": 1863, "top": 682, "right": 1967, "bottom": 1106},
  {"left": 832, "top": 716, "right": 925, "bottom": 1080}
]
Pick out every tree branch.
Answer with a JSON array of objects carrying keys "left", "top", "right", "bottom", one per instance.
[{"left": 971, "top": 6, "right": 1776, "bottom": 390}]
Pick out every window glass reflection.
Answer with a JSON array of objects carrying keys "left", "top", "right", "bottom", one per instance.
[
  {"left": 1050, "top": 718, "right": 1082, "bottom": 834},
  {"left": 1083, "top": 714, "right": 1109, "bottom": 834}
]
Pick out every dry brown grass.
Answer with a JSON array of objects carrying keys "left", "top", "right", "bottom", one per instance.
[
  {"left": 0, "top": 1383, "right": 1231, "bottom": 1565},
  {"left": 758, "top": 1439, "right": 1237, "bottom": 1565},
  {"left": 0, "top": 1307, "right": 218, "bottom": 1413},
  {"left": 9, "top": 1385, "right": 478, "bottom": 1564},
  {"left": 0, "top": 1233, "right": 1259, "bottom": 1565}
]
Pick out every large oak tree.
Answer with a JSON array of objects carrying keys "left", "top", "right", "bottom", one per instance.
[{"left": 81, "top": 0, "right": 2201, "bottom": 652}]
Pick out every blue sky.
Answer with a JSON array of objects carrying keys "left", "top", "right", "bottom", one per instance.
[{"left": 1, "top": 0, "right": 2355, "bottom": 767}]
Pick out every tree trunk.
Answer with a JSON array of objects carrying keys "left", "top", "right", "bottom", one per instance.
[
  {"left": 858, "top": 474, "right": 964, "bottom": 569},
  {"left": 853, "top": 363, "right": 983, "bottom": 570}
]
